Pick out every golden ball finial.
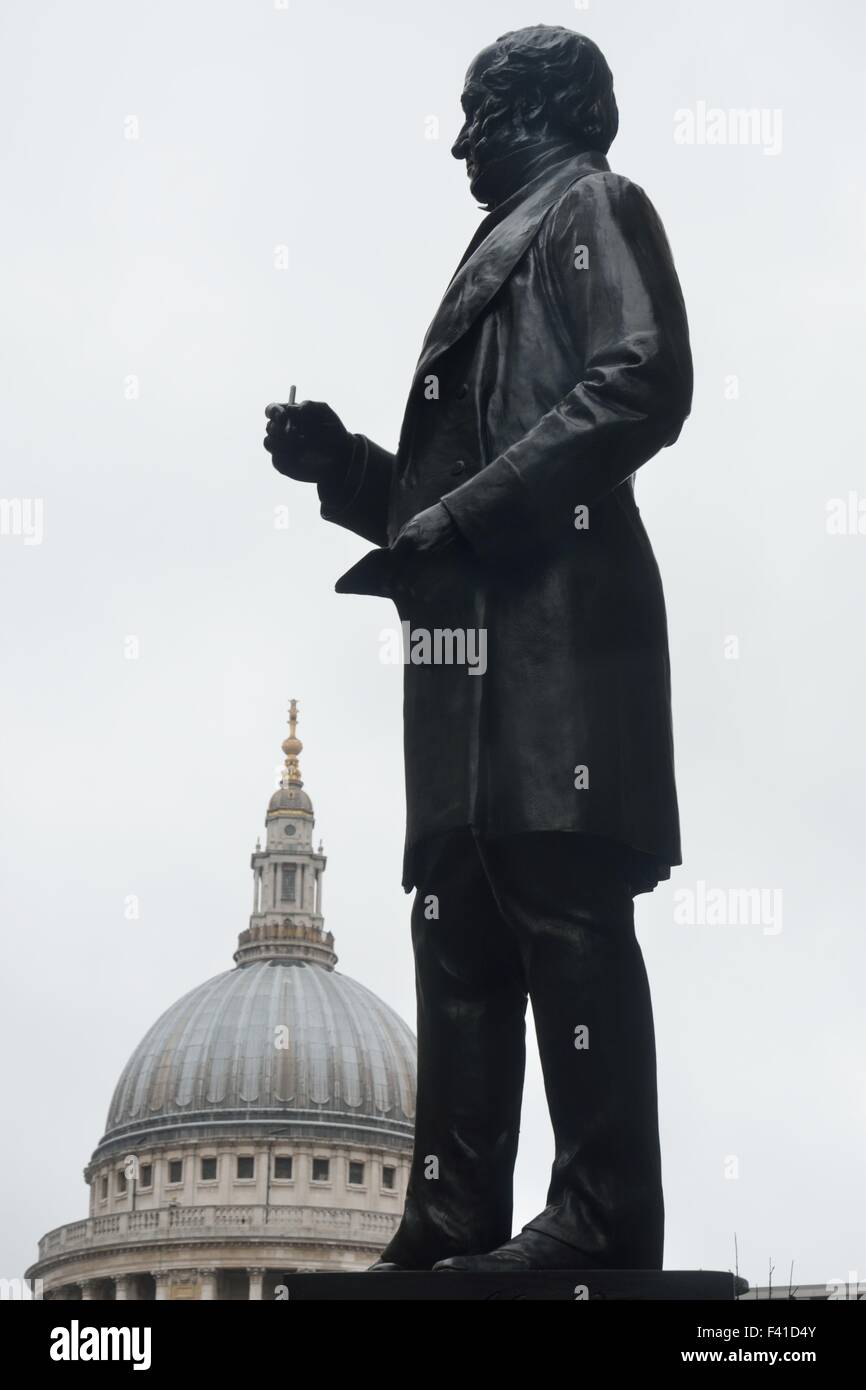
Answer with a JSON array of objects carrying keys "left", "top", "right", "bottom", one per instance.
[{"left": 281, "top": 698, "right": 303, "bottom": 785}]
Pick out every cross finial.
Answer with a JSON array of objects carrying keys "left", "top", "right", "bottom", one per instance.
[{"left": 281, "top": 698, "right": 303, "bottom": 786}]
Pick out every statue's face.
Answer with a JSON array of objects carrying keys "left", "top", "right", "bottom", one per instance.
[{"left": 451, "top": 45, "right": 522, "bottom": 205}]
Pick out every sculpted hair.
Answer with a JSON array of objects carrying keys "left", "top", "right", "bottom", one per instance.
[{"left": 479, "top": 26, "right": 619, "bottom": 154}]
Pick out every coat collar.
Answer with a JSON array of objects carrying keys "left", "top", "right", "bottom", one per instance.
[{"left": 412, "top": 149, "right": 610, "bottom": 385}]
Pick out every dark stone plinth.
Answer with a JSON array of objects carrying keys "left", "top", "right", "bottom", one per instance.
[{"left": 278, "top": 1271, "right": 749, "bottom": 1301}]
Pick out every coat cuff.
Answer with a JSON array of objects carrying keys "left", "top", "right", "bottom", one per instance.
[{"left": 441, "top": 455, "right": 542, "bottom": 566}]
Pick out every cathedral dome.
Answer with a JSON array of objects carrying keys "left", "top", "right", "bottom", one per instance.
[
  {"left": 30, "top": 700, "right": 416, "bottom": 1296},
  {"left": 94, "top": 959, "right": 416, "bottom": 1161}
]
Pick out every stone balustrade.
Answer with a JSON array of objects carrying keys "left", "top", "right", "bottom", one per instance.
[{"left": 37, "top": 1204, "right": 399, "bottom": 1261}]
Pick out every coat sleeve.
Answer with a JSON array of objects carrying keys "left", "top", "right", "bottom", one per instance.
[
  {"left": 439, "top": 173, "right": 693, "bottom": 564},
  {"left": 317, "top": 433, "right": 394, "bottom": 547}
]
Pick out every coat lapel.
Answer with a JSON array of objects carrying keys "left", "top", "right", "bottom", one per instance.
[{"left": 411, "top": 150, "right": 609, "bottom": 387}]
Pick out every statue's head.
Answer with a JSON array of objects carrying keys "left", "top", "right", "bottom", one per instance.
[{"left": 452, "top": 26, "right": 618, "bottom": 206}]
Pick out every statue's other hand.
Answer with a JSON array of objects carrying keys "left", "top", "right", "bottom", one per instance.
[
  {"left": 392, "top": 503, "right": 458, "bottom": 561},
  {"left": 264, "top": 399, "right": 353, "bottom": 484}
]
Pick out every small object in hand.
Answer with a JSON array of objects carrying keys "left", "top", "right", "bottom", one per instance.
[{"left": 288, "top": 385, "right": 297, "bottom": 405}]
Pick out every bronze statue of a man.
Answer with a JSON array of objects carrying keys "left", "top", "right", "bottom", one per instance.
[{"left": 264, "top": 25, "right": 692, "bottom": 1272}]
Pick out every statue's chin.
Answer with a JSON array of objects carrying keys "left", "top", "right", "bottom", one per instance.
[
  {"left": 466, "top": 143, "right": 536, "bottom": 209},
  {"left": 467, "top": 165, "right": 498, "bottom": 207},
  {"left": 468, "top": 132, "right": 572, "bottom": 209}
]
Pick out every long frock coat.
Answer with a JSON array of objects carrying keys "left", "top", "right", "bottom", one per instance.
[{"left": 319, "top": 148, "right": 693, "bottom": 891}]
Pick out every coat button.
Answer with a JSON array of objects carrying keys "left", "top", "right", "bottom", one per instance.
[{"left": 450, "top": 459, "right": 467, "bottom": 476}]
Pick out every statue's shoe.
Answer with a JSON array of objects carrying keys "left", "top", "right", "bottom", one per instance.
[{"left": 433, "top": 1228, "right": 587, "bottom": 1272}]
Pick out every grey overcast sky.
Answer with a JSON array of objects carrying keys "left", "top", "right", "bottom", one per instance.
[{"left": 2, "top": 0, "right": 864, "bottom": 1290}]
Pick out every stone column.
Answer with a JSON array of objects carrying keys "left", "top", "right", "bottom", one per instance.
[
  {"left": 114, "top": 1274, "right": 132, "bottom": 1301},
  {"left": 198, "top": 1268, "right": 217, "bottom": 1300},
  {"left": 153, "top": 1271, "right": 171, "bottom": 1301},
  {"left": 80, "top": 1280, "right": 98, "bottom": 1300},
  {"left": 247, "top": 1267, "right": 265, "bottom": 1300}
]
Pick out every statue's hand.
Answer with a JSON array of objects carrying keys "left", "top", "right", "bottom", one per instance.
[
  {"left": 264, "top": 399, "right": 353, "bottom": 484},
  {"left": 391, "top": 503, "right": 458, "bottom": 561}
]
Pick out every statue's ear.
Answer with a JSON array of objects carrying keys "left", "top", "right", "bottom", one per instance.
[{"left": 517, "top": 87, "right": 546, "bottom": 125}]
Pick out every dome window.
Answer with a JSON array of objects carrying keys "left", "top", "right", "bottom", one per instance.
[
  {"left": 236, "top": 1155, "right": 255, "bottom": 1181},
  {"left": 99, "top": 1175, "right": 108, "bottom": 1201},
  {"left": 200, "top": 1157, "right": 217, "bottom": 1182},
  {"left": 280, "top": 865, "right": 297, "bottom": 902},
  {"left": 139, "top": 1163, "right": 153, "bottom": 1189},
  {"left": 382, "top": 1165, "right": 396, "bottom": 1191},
  {"left": 167, "top": 1159, "right": 183, "bottom": 1185},
  {"left": 273, "top": 1155, "right": 293, "bottom": 1181},
  {"left": 115, "top": 1169, "right": 127, "bottom": 1196},
  {"left": 311, "top": 1157, "right": 330, "bottom": 1183},
  {"left": 348, "top": 1161, "right": 365, "bottom": 1187}
]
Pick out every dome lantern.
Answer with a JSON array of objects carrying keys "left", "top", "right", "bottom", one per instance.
[{"left": 238, "top": 700, "right": 333, "bottom": 968}]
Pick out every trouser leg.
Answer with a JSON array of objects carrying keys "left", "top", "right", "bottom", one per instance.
[
  {"left": 479, "top": 834, "right": 665, "bottom": 1268},
  {"left": 381, "top": 829, "right": 528, "bottom": 1266}
]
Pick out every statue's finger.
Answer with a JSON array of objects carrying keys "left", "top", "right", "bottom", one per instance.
[{"left": 281, "top": 403, "right": 309, "bottom": 434}]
